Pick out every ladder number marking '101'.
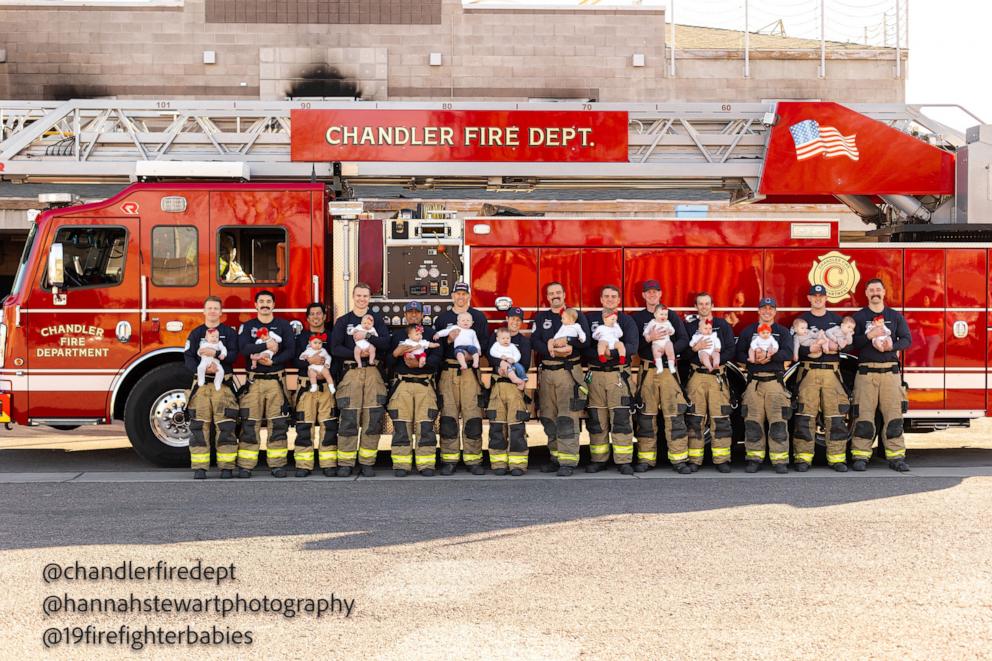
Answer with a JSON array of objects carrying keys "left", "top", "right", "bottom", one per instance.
[{"left": 155, "top": 101, "right": 170, "bottom": 109}]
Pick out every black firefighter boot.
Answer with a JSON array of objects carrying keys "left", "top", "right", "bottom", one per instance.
[{"left": 193, "top": 469, "right": 207, "bottom": 480}]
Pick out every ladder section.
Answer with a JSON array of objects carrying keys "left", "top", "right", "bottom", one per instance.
[{"left": 0, "top": 100, "right": 961, "bottom": 192}]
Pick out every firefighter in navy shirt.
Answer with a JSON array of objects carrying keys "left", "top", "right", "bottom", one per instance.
[
  {"left": 684, "top": 292, "right": 738, "bottom": 472},
  {"left": 850, "top": 278, "right": 913, "bottom": 472},
  {"left": 485, "top": 307, "right": 533, "bottom": 475},
  {"left": 293, "top": 302, "right": 338, "bottom": 478},
  {"left": 183, "top": 296, "right": 239, "bottom": 479},
  {"left": 387, "top": 301, "right": 443, "bottom": 477},
  {"left": 329, "top": 282, "right": 390, "bottom": 477},
  {"left": 433, "top": 282, "right": 489, "bottom": 475},
  {"left": 630, "top": 279, "right": 691, "bottom": 473},
  {"left": 235, "top": 290, "right": 296, "bottom": 478},
  {"left": 582, "top": 285, "right": 639, "bottom": 474},
  {"left": 793, "top": 284, "right": 850, "bottom": 472},
  {"left": 735, "top": 298, "right": 795, "bottom": 474},
  {"left": 531, "top": 282, "right": 590, "bottom": 476}
]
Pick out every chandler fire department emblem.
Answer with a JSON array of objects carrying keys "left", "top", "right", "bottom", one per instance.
[{"left": 808, "top": 251, "right": 860, "bottom": 303}]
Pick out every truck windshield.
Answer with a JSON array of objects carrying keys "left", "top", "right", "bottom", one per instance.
[{"left": 9, "top": 224, "right": 38, "bottom": 297}]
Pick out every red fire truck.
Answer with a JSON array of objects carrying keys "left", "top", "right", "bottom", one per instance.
[{"left": 0, "top": 100, "right": 988, "bottom": 466}]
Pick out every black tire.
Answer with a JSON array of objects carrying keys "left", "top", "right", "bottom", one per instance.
[
  {"left": 48, "top": 424, "right": 80, "bottom": 431},
  {"left": 124, "top": 363, "right": 191, "bottom": 468}
]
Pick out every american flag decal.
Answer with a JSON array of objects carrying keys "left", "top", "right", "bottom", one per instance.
[{"left": 789, "top": 119, "right": 859, "bottom": 161}]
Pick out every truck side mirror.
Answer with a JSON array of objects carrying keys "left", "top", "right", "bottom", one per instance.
[{"left": 47, "top": 243, "right": 65, "bottom": 289}]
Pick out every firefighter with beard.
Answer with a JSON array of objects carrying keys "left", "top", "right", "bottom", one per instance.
[
  {"left": 329, "top": 282, "right": 390, "bottom": 477},
  {"left": 850, "top": 278, "right": 912, "bottom": 472},
  {"left": 531, "top": 282, "right": 591, "bottom": 477},
  {"left": 183, "top": 296, "right": 240, "bottom": 479},
  {"left": 582, "top": 285, "right": 639, "bottom": 474},
  {"left": 293, "top": 302, "right": 338, "bottom": 478},
  {"left": 485, "top": 306, "right": 533, "bottom": 476},
  {"left": 631, "top": 280, "right": 692, "bottom": 473},
  {"left": 683, "top": 292, "right": 738, "bottom": 472},
  {"left": 434, "top": 282, "right": 489, "bottom": 475},
  {"left": 235, "top": 290, "right": 296, "bottom": 478},
  {"left": 387, "top": 301, "right": 442, "bottom": 477}
]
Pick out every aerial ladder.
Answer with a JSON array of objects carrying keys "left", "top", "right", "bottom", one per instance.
[{"left": 0, "top": 99, "right": 989, "bottom": 233}]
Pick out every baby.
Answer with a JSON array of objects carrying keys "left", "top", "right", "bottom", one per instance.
[
  {"left": 824, "top": 316, "right": 857, "bottom": 352},
  {"left": 748, "top": 323, "right": 780, "bottom": 362},
  {"left": 349, "top": 314, "right": 378, "bottom": 366},
  {"left": 643, "top": 305, "right": 677, "bottom": 374},
  {"left": 399, "top": 324, "right": 439, "bottom": 368},
  {"left": 196, "top": 327, "right": 227, "bottom": 390},
  {"left": 791, "top": 318, "right": 826, "bottom": 361},
  {"left": 251, "top": 326, "right": 283, "bottom": 371},
  {"left": 690, "top": 319, "right": 722, "bottom": 371},
  {"left": 869, "top": 315, "right": 893, "bottom": 351},
  {"left": 593, "top": 310, "right": 626, "bottom": 364},
  {"left": 434, "top": 312, "right": 481, "bottom": 370},
  {"left": 299, "top": 334, "right": 334, "bottom": 393},
  {"left": 489, "top": 328, "right": 528, "bottom": 390},
  {"left": 552, "top": 308, "right": 586, "bottom": 348}
]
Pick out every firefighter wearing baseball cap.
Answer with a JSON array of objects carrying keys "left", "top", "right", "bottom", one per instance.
[
  {"left": 684, "top": 292, "right": 737, "bottom": 472},
  {"left": 735, "top": 298, "right": 795, "bottom": 474},
  {"left": 631, "top": 279, "right": 691, "bottom": 473},
  {"left": 583, "top": 285, "right": 640, "bottom": 474},
  {"left": 293, "top": 302, "right": 338, "bottom": 478},
  {"left": 486, "top": 307, "right": 533, "bottom": 475},
  {"left": 386, "top": 301, "right": 443, "bottom": 477},
  {"left": 434, "top": 282, "right": 490, "bottom": 475},
  {"left": 236, "top": 290, "right": 296, "bottom": 478},
  {"left": 329, "top": 282, "right": 391, "bottom": 477},
  {"left": 532, "top": 281, "right": 591, "bottom": 476},
  {"left": 794, "top": 284, "right": 850, "bottom": 472},
  {"left": 850, "top": 278, "right": 912, "bottom": 472}
]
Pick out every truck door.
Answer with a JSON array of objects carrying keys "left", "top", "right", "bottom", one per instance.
[
  {"left": 945, "top": 249, "right": 987, "bottom": 411},
  {"left": 139, "top": 191, "right": 212, "bottom": 353},
  {"left": 902, "top": 249, "right": 944, "bottom": 409},
  {"left": 209, "top": 189, "right": 314, "bottom": 329},
  {"left": 25, "top": 217, "right": 141, "bottom": 422}
]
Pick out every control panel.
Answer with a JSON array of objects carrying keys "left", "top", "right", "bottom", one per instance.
[
  {"left": 384, "top": 245, "right": 462, "bottom": 300},
  {"left": 371, "top": 302, "right": 455, "bottom": 329}
]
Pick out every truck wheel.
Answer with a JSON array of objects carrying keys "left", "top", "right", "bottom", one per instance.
[{"left": 124, "top": 363, "right": 192, "bottom": 467}]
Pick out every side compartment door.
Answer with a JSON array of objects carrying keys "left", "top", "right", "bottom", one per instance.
[
  {"left": 209, "top": 189, "right": 314, "bottom": 331},
  {"left": 902, "top": 249, "right": 945, "bottom": 410},
  {"left": 945, "top": 249, "right": 987, "bottom": 411},
  {"left": 26, "top": 218, "right": 141, "bottom": 420}
]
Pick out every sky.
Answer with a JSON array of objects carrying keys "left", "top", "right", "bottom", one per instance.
[{"left": 466, "top": 1, "right": 991, "bottom": 131}]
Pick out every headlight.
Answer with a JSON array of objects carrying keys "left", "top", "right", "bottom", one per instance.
[{"left": 0, "top": 323, "right": 6, "bottom": 368}]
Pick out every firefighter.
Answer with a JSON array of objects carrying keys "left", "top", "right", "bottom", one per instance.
[
  {"left": 793, "top": 284, "right": 850, "bottom": 472},
  {"left": 532, "top": 282, "right": 591, "bottom": 477},
  {"left": 735, "top": 298, "right": 795, "bottom": 474},
  {"left": 434, "top": 282, "right": 489, "bottom": 475},
  {"left": 236, "top": 290, "right": 296, "bottom": 478},
  {"left": 183, "top": 296, "right": 239, "bottom": 479},
  {"left": 850, "top": 278, "right": 912, "bottom": 472},
  {"left": 387, "top": 302, "right": 442, "bottom": 477},
  {"left": 684, "top": 292, "right": 737, "bottom": 472},
  {"left": 583, "top": 285, "right": 639, "bottom": 474},
  {"left": 329, "top": 282, "right": 390, "bottom": 477},
  {"left": 631, "top": 279, "right": 691, "bottom": 473},
  {"left": 486, "top": 306, "right": 533, "bottom": 476},
  {"left": 293, "top": 302, "right": 338, "bottom": 478}
]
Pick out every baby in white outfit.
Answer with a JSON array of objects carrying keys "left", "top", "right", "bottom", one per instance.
[
  {"left": 748, "top": 323, "right": 780, "bottom": 362},
  {"left": 434, "top": 312, "right": 481, "bottom": 370},
  {"left": 251, "top": 327, "right": 282, "bottom": 371},
  {"left": 552, "top": 308, "right": 586, "bottom": 347},
  {"left": 299, "top": 334, "right": 334, "bottom": 393},
  {"left": 643, "top": 306, "right": 677, "bottom": 374},
  {"left": 197, "top": 327, "right": 227, "bottom": 390},
  {"left": 689, "top": 319, "right": 722, "bottom": 370},
  {"left": 349, "top": 314, "right": 379, "bottom": 366}
]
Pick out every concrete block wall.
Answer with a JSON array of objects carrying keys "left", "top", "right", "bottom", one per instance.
[{"left": 0, "top": 0, "right": 903, "bottom": 103}]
